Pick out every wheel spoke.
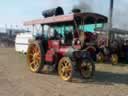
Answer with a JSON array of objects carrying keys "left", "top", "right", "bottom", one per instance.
[
  {"left": 64, "top": 72, "right": 68, "bottom": 77},
  {"left": 81, "top": 69, "right": 91, "bottom": 77},
  {"left": 29, "top": 53, "right": 34, "bottom": 57},
  {"left": 68, "top": 67, "right": 72, "bottom": 72},
  {"left": 61, "top": 64, "right": 64, "bottom": 68},
  {"left": 34, "top": 59, "right": 38, "bottom": 64},
  {"left": 87, "top": 63, "right": 91, "bottom": 67},
  {"left": 34, "top": 63, "right": 39, "bottom": 69},
  {"left": 81, "top": 62, "right": 86, "bottom": 68},
  {"left": 30, "top": 60, "right": 35, "bottom": 65},
  {"left": 31, "top": 45, "right": 35, "bottom": 53},
  {"left": 61, "top": 71, "right": 65, "bottom": 76},
  {"left": 62, "top": 62, "right": 65, "bottom": 66},
  {"left": 35, "top": 54, "right": 41, "bottom": 62},
  {"left": 32, "top": 46, "right": 37, "bottom": 53},
  {"left": 64, "top": 60, "right": 68, "bottom": 66},
  {"left": 66, "top": 62, "right": 69, "bottom": 66},
  {"left": 67, "top": 72, "right": 70, "bottom": 77},
  {"left": 36, "top": 52, "right": 41, "bottom": 57},
  {"left": 60, "top": 70, "right": 64, "bottom": 74},
  {"left": 30, "top": 56, "right": 38, "bottom": 69},
  {"left": 62, "top": 67, "right": 71, "bottom": 77},
  {"left": 30, "top": 61, "right": 36, "bottom": 69}
]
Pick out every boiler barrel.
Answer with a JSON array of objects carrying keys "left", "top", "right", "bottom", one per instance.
[{"left": 42, "top": 7, "right": 64, "bottom": 17}]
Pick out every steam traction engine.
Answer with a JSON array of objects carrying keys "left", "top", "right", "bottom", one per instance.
[
  {"left": 96, "top": 28, "right": 128, "bottom": 64},
  {"left": 24, "top": 7, "right": 107, "bottom": 81}
]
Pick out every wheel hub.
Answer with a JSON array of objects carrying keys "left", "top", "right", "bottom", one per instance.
[
  {"left": 62, "top": 67, "right": 71, "bottom": 73},
  {"left": 33, "top": 53, "right": 39, "bottom": 60}
]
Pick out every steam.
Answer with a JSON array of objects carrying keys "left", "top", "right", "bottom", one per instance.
[{"left": 73, "top": 0, "right": 91, "bottom": 12}]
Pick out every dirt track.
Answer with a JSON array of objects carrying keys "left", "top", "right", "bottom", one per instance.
[{"left": 0, "top": 48, "right": 128, "bottom": 96}]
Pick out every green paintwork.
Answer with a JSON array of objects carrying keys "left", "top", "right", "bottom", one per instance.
[{"left": 54, "top": 23, "right": 103, "bottom": 36}]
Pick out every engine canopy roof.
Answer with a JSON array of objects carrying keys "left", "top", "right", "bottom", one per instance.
[{"left": 24, "top": 12, "right": 108, "bottom": 26}]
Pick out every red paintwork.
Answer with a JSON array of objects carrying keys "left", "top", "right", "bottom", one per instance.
[
  {"left": 45, "top": 49, "right": 55, "bottom": 62},
  {"left": 48, "top": 40, "right": 60, "bottom": 49},
  {"left": 74, "top": 45, "right": 81, "bottom": 49},
  {"left": 58, "top": 46, "right": 71, "bottom": 56},
  {"left": 45, "top": 40, "right": 60, "bottom": 63},
  {"left": 45, "top": 40, "right": 71, "bottom": 63},
  {"left": 45, "top": 40, "right": 70, "bottom": 63}
]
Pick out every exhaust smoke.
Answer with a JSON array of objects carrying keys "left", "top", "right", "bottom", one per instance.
[{"left": 73, "top": 0, "right": 92, "bottom": 13}]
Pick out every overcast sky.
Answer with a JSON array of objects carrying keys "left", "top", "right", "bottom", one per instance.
[{"left": 0, "top": 0, "right": 128, "bottom": 29}]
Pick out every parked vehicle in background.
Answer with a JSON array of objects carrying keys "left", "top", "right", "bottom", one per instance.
[{"left": 95, "top": 28, "right": 128, "bottom": 64}]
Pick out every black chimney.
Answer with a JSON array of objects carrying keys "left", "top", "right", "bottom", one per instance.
[{"left": 72, "top": 8, "right": 81, "bottom": 13}]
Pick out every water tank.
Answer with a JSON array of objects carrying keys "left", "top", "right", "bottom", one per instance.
[{"left": 42, "top": 7, "right": 64, "bottom": 18}]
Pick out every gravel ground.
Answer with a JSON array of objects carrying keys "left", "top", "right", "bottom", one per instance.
[{"left": 0, "top": 48, "right": 128, "bottom": 96}]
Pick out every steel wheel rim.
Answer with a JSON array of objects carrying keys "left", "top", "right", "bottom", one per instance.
[
  {"left": 112, "top": 54, "right": 118, "bottom": 64},
  {"left": 97, "top": 53, "right": 104, "bottom": 63},
  {"left": 80, "top": 61, "right": 93, "bottom": 78},
  {"left": 27, "top": 44, "right": 41, "bottom": 72},
  {"left": 58, "top": 57, "right": 73, "bottom": 81}
]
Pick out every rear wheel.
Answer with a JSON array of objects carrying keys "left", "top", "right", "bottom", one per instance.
[
  {"left": 79, "top": 59, "right": 95, "bottom": 79},
  {"left": 58, "top": 57, "right": 73, "bottom": 81},
  {"left": 111, "top": 54, "right": 118, "bottom": 65},
  {"left": 27, "top": 41, "right": 44, "bottom": 73}
]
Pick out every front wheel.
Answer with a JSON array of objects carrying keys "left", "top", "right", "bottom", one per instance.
[
  {"left": 79, "top": 59, "right": 95, "bottom": 79},
  {"left": 58, "top": 57, "right": 74, "bottom": 81}
]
